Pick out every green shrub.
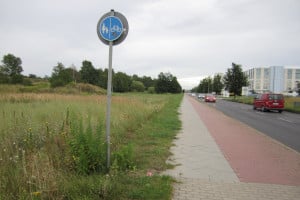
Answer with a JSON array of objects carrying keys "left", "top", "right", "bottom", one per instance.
[
  {"left": 68, "top": 114, "right": 107, "bottom": 175},
  {"left": 22, "top": 78, "right": 33, "bottom": 86},
  {"left": 147, "top": 86, "right": 155, "bottom": 94},
  {"left": 111, "top": 143, "right": 135, "bottom": 171},
  {"left": 131, "top": 81, "right": 145, "bottom": 92}
]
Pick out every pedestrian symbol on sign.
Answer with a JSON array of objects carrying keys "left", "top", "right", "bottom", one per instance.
[{"left": 102, "top": 23, "right": 109, "bottom": 34}]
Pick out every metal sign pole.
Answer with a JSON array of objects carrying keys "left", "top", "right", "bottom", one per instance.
[
  {"left": 97, "top": 9, "right": 128, "bottom": 170},
  {"left": 106, "top": 41, "right": 113, "bottom": 169}
]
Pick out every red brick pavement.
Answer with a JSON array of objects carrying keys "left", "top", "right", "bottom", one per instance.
[{"left": 188, "top": 97, "right": 300, "bottom": 186}]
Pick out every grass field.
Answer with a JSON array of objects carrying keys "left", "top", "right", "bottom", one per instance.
[{"left": 0, "top": 92, "right": 183, "bottom": 199}]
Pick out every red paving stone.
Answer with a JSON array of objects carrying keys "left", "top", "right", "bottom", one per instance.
[{"left": 188, "top": 97, "right": 300, "bottom": 186}]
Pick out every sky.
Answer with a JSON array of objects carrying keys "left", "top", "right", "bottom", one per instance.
[{"left": 1, "top": 0, "right": 300, "bottom": 89}]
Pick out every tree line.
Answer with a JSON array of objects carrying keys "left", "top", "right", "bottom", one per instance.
[
  {"left": 0, "top": 53, "right": 182, "bottom": 94},
  {"left": 192, "top": 63, "right": 249, "bottom": 96}
]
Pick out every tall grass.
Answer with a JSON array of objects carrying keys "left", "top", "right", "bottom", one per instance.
[
  {"left": 0, "top": 92, "right": 182, "bottom": 199},
  {"left": 0, "top": 82, "right": 106, "bottom": 94}
]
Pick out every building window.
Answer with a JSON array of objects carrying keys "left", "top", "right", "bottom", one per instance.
[
  {"left": 287, "top": 80, "right": 292, "bottom": 91},
  {"left": 264, "top": 68, "right": 269, "bottom": 78},
  {"left": 296, "top": 69, "right": 300, "bottom": 79},
  {"left": 287, "top": 69, "right": 293, "bottom": 79},
  {"left": 255, "top": 80, "right": 261, "bottom": 90},
  {"left": 249, "top": 69, "right": 253, "bottom": 79},
  {"left": 256, "top": 68, "right": 261, "bottom": 79},
  {"left": 263, "top": 81, "right": 269, "bottom": 90}
]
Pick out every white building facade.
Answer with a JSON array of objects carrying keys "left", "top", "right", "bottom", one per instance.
[
  {"left": 285, "top": 68, "right": 300, "bottom": 92},
  {"left": 245, "top": 66, "right": 300, "bottom": 94}
]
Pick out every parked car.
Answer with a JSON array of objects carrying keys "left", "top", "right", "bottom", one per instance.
[
  {"left": 253, "top": 93, "right": 284, "bottom": 113},
  {"left": 204, "top": 94, "right": 216, "bottom": 102},
  {"left": 198, "top": 94, "right": 205, "bottom": 99}
]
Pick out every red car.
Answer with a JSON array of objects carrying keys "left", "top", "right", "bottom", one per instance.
[
  {"left": 204, "top": 94, "right": 216, "bottom": 102},
  {"left": 253, "top": 93, "right": 284, "bottom": 113}
]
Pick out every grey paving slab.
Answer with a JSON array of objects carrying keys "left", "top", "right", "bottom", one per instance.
[
  {"left": 173, "top": 178, "right": 300, "bottom": 200},
  {"left": 163, "top": 95, "right": 238, "bottom": 182}
]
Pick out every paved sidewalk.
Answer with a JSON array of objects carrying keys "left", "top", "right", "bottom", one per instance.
[
  {"left": 164, "top": 95, "right": 300, "bottom": 200},
  {"left": 163, "top": 95, "right": 238, "bottom": 182},
  {"left": 172, "top": 178, "right": 300, "bottom": 200}
]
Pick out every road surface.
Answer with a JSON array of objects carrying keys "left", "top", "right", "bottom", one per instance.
[{"left": 204, "top": 99, "right": 300, "bottom": 152}]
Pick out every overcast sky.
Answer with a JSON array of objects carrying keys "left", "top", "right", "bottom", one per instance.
[{"left": 1, "top": 0, "right": 299, "bottom": 89}]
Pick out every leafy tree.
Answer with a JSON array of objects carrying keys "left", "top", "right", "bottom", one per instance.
[
  {"left": 98, "top": 68, "right": 115, "bottom": 89},
  {"left": 113, "top": 72, "right": 131, "bottom": 92},
  {"left": 197, "top": 77, "right": 212, "bottom": 93},
  {"left": 69, "top": 64, "right": 81, "bottom": 83},
  {"left": 170, "top": 76, "right": 182, "bottom": 93},
  {"left": 49, "top": 63, "right": 73, "bottom": 87},
  {"left": 65, "top": 67, "right": 80, "bottom": 83},
  {"left": 132, "top": 74, "right": 140, "bottom": 82},
  {"left": 131, "top": 74, "right": 155, "bottom": 90},
  {"left": 80, "top": 60, "right": 98, "bottom": 85},
  {"left": 0, "top": 53, "right": 23, "bottom": 84},
  {"left": 141, "top": 76, "right": 156, "bottom": 90},
  {"left": 131, "top": 80, "right": 145, "bottom": 92},
  {"left": 223, "top": 63, "right": 248, "bottom": 96},
  {"left": 155, "top": 72, "right": 170, "bottom": 93},
  {"left": 97, "top": 68, "right": 106, "bottom": 88},
  {"left": 50, "top": 63, "right": 64, "bottom": 87},
  {"left": 155, "top": 72, "right": 182, "bottom": 93},
  {"left": 0, "top": 72, "right": 9, "bottom": 83},
  {"left": 28, "top": 74, "right": 37, "bottom": 79},
  {"left": 191, "top": 86, "right": 198, "bottom": 93},
  {"left": 212, "top": 74, "right": 224, "bottom": 95},
  {"left": 195, "top": 73, "right": 237, "bottom": 95}
]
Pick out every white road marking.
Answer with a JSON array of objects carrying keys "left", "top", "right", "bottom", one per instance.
[
  {"left": 278, "top": 117, "right": 294, "bottom": 123},
  {"left": 255, "top": 111, "right": 265, "bottom": 115}
]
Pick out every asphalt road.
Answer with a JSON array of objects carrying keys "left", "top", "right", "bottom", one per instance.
[{"left": 201, "top": 99, "right": 300, "bottom": 153}]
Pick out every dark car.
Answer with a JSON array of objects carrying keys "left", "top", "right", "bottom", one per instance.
[
  {"left": 204, "top": 94, "right": 216, "bottom": 103},
  {"left": 253, "top": 93, "right": 284, "bottom": 113}
]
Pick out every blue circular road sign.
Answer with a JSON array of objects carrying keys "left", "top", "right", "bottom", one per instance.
[
  {"left": 99, "top": 16, "right": 123, "bottom": 42},
  {"left": 97, "top": 10, "right": 129, "bottom": 46}
]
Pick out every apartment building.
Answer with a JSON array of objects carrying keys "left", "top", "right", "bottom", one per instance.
[
  {"left": 245, "top": 66, "right": 300, "bottom": 93},
  {"left": 285, "top": 68, "right": 300, "bottom": 91}
]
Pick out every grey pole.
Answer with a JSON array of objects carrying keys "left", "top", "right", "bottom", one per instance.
[
  {"left": 97, "top": 9, "right": 128, "bottom": 170},
  {"left": 106, "top": 40, "right": 113, "bottom": 169}
]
